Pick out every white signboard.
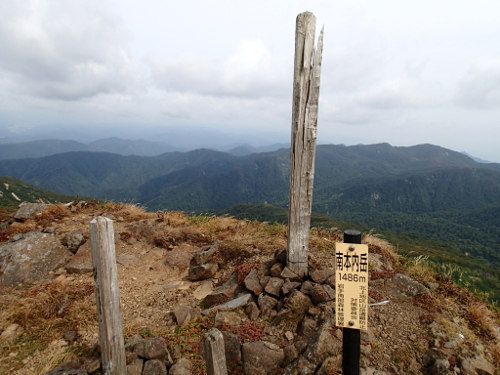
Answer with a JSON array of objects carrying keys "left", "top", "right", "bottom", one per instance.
[{"left": 335, "top": 243, "right": 369, "bottom": 331}]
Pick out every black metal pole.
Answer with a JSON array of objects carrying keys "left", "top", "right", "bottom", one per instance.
[{"left": 343, "top": 229, "right": 361, "bottom": 375}]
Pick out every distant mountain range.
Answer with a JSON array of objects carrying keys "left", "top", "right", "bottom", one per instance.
[
  {"left": 0, "top": 142, "right": 498, "bottom": 270},
  {"left": 0, "top": 138, "right": 290, "bottom": 160},
  {"left": 0, "top": 138, "right": 180, "bottom": 159}
]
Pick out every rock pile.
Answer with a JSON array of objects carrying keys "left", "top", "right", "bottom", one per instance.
[{"left": 44, "top": 336, "right": 192, "bottom": 375}]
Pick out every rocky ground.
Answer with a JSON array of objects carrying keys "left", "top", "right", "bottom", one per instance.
[{"left": 0, "top": 202, "right": 498, "bottom": 375}]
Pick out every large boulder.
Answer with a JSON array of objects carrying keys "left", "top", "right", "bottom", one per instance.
[
  {"left": 0, "top": 231, "right": 72, "bottom": 288},
  {"left": 242, "top": 341, "right": 284, "bottom": 375},
  {"left": 12, "top": 202, "right": 49, "bottom": 221},
  {"left": 65, "top": 242, "right": 93, "bottom": 274}
]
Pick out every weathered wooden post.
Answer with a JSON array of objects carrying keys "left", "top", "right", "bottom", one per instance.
[
  {"left": 203, "top": 328, "right": 228, "bottom": 375},
  {"left": 287, "top": 12, "right": 324, "bottom": 276},
  {"left": 90, "top": 217, "right": 127, "bottom": 375}
]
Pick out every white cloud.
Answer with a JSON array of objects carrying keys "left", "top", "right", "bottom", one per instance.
[
  {"left": 0, "top": 0, "right": 141, "bottom": 101},
  {"left": 148, "top": 39, "right": 290, "bottom": 99},
  {"left": 454, "top": 60, "right": 500, "bottom": 109}
]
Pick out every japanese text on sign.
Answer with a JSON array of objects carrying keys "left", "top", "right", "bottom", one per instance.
[{"left": 335, "top": 243, "right": 369, "bottom": 331}]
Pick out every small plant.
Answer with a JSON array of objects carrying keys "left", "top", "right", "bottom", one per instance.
[{"left": 236, "top": 264, "right": 253, "bottom": 285}]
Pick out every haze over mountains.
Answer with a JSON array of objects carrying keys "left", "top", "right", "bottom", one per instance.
[
  {"left": 0, "top": 140, "right": 498, "bottom": 274},
  {"left": 0, "top": 137, "right": 289, "bottom": 160}
]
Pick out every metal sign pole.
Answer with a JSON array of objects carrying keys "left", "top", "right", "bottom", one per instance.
[{"left": 342, "top": 229, "right": 361, "bottom": 375}]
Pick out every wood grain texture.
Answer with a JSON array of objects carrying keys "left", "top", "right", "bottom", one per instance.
[
  {"left": 287, "top": 12, "right": 324, "bottom": 277},
  {"left": 90, "top": 217, "right": 126, "bottom": 375}
]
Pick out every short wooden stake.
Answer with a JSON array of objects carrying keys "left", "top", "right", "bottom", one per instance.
[
  {"left": 203, "top": 328, "right": 227, "bottom": 375},
  {"left": 287, "top": 11, "right": 324, "bottom": 277},
  {"left": 90, "top": 217, "right": 127, "bottom": 375},
  {"left": 342, "top": 229, "right": 361, "bottom": 375}
]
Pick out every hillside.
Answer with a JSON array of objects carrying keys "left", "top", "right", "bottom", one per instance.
[
  {"left": 0, "top": 143, "right": 497, "bottom": 276},
  {"left": 0, "top": 177, "right": 74, "bottom": 221},
  {"left": 0, "top": 202, "right": 498, "bottom": 375}
]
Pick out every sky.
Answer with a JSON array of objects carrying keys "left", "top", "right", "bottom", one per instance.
[{"left": 0, "top": 0, "right": 499, "bottom": 161}]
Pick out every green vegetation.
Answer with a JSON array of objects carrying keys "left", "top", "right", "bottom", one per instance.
[
  {"left": 220, "top": 203, "right": 499, "bottom": 305},
  {"left": 0, "top": 176, "right": 74, "bottom": 220},
  {"left": 0, "top": 143, "right": 498, "bottom": 302}
]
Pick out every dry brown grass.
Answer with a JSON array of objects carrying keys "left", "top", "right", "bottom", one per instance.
[
  {"left": 35, "top": 204, "right": 70, "bottom": 227},
  {"left": 0, "top": 279, "right": 97, "bottom": 374},
  {"left": 364, "top": 233, "right": 398, "bottom": 264},
  {"left": 2, "top": 221, "right": 37, "bottom": 238},
  {"left": 466, "top": 303, "right": 499, "bottom": 339},
  {"left": 112, "top": 204, "right": 155, "bottom": 222},
  {"left": 156, "top": 211, "right": 189, "bottom": 227}
]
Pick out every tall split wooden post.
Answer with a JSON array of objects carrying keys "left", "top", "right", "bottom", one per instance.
[
  {"left": 90, "top": 217, "right": 127, "bottom": 375},
  {"left": 287, "top": 12, "right": 324, "bottom": 277}
]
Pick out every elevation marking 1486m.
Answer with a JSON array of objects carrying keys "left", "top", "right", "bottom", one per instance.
[{"left": 335, "top": 242, "right": 369, "bottom": 331}]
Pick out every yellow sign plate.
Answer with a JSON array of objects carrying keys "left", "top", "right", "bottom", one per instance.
[{"left": 335, "top": 243, "right": 369, "bottom": 331}]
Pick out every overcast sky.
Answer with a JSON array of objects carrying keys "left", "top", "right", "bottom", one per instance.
[{"left": 1, "top": 0, "right": 499, "bottom": 161}]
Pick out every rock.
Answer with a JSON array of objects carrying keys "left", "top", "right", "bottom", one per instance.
[
  {"left": 0, "top": 323, "right": 24, "bottom": 344},
  {"left": 244, "top": 268, "right": 263, "bottom": 296},
  {"left": 43, "top": 368, "right": 87, "bottom": 375},
  {"left": 259, "top": 275, "right": 271, "bottom": 288},
  {"left": 188, "top": 263, "right": 218, "bottom": 281},
  {"left": 258, "top": 294, "right": 279, "bottom": 311},
  {"left": 202, "top": 272, "right": 239, "bottom": 308},
  {"left": 193, "top": 280, "right": 213, "bottom": 300},
  {"left": 265, "top": 277, "right": 284, "bottom": 297},
  {"left": 142, "top": 359, "right": 167, "bottom": 375},
  {"left": 284, "top": 355, "right": 315, "bottom": 375},
  {"left": 274, "top": 249, "right": 287, "bottom": 265},
  {"left": 425, "top": 281, "right": 440, "bottom": 290},
  {"left": 281, "top": 266, "right": 302, "bottom": 281},
  {"left": 0, "top": 231, "right": 72, "bottom": 288},
  {"left": 303, "top": 329, "right": 341, "bottom": 367},
  {"left": 245, "top": 301, "right": 260, "bottom": 321},
  {"left": 298, "top": 318, "right": 317, "bottom": 340},
  {"left": 173, "top": 305, "right": 200, "bottom": 326},
  {"left": 429, "top": 358, "right": 450, "bottom": 375},
  {"left": 317, "top": 356, "right": 342, "bottom": 375},
  {"left": 285, "top": 291, "right": 312, "bottom": 316},
  {"left": 129, "top": 337, "right": 172, "bottom": 363},
  {"left": 460, "top": 354, "right": 495, "bottom": 375},
  {"left": 164, "top": 244, "right": 198, "bottom": 270},
  {"left": 221, "top": 331, "right": 241, "bottom": 365},
  {"left": 126, "top": 357, "right": 144, "bottom": 375},
  {"left": 169, "top": 358, "right": 193, "bottom": 375},
  {"left": 63, "top": 331, "right": 78, "bottom": 343},
  {"left": 12, "top": 202, "right": 49, "bottom": 220},
  {"left": 282, "top": 281, "right": 301, "bottom": 295},
  {"left": 310, "top": 283, "right": 335, "bottom": 304},
  {"left": 61, "top": 232, "right": 86, "bottom": 254},
  {"left": 126, "top": 351, "right": 139, "bottom": 364},
  {"left": 65, "top": 243, "right": 93, "bottom": 274},
  {"left": 300, "top": 280, "right": 314, "bottom": 295},
  {"left": 83, "top": 357, "right": 100, "bottom": 373},
  {"left": 310, "top": 269, "right": 335, "bottom": 284},
  {"left": 202, "top": 293, "right": 252, "bottom": 315},
  {"left": 215, "top": 311, "right": 242, "bottom": 328},
  {"left": 191, "top": 243, "right": 219, "bottom": 266},
  {"left": 242, "top": 341, "right": 285, "bottom": 375},
  {"left": 392, "top": 274, "right": 430, "bottom": 296},
  {"left": 151, "top": 280, "right": 192, "bottom": 292},
  {"left": 270, "top": 262, "right": 284, "bottom": 277},
  {"left": 283, "top": 345, "right": 298, "bottom": 366}
]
